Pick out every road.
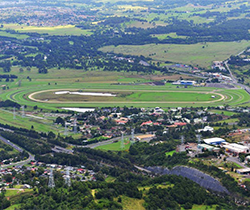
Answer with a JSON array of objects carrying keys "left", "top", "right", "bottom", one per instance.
[
  {"left": 52, "top": 146, "right": 73, "bottom": 154},
  {"left": 84, "top": 136, "right": 124, "bottom": 149},
  {"left": 224, "top": 61, "right": 237, "bottom": 84},
  {"left": 227, "top": 156, "right": 247, "bottom": 169},
  {"left": 134, "top": 165, "right": 151, "bottom": 173},
  {"left": 168, "top": 69, "right": 208, "bottom": 79},
  {"left": 0, "top": 135, "right": 35, "bottom": 168},
  {"left": 225, "top": 60, "right": 250, "bottom": 95}
]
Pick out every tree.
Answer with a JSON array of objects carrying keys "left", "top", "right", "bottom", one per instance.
[{"left": 38, "top": 67, "right": 48, "bottom": 74}]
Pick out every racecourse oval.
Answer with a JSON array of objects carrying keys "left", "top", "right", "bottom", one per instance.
[{"left": 28, "top": 89, "right": 225, "bottom": 104}]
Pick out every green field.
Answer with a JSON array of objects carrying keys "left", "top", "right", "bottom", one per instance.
[
  {"left": 120, "top": 195, "right": 145, "bottom": 210},
  {"left": 2, "top": 24, "right": 93, "bottom": 36},
  {"left": 5, "top": 204, "right": 21, "bottom": 210},
  {"left": 0, "top": 30, "right": 29, "bottom": 39},
  {"left": 99, "top": 41, "right": 250, "bottom": 68},
  {"left": 96, "top": 139, "right": 131, "bottom": 151},
  {"left": 151, "top": 33, "right": 187, "bottom": 40},
  {"left": 0, "top": 68, "right": 249, "bottom": 109},
  {"left": 30, "top": 89, "right": 219, "bottom": 103},
  {"left": 165, "top": 150, "right": 176, "bottom": 156},
  {"left": 0, "top": 108, "right": 61, "bottom": 132},
  {"left": 210, "top": 109, "right": 238, "bottom": 116}
]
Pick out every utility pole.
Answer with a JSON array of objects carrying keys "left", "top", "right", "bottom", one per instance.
[
  {"left": 64, "top": 123, "right": 68, "bottom": 136},
  {"left": 65, "top": 167, "right": 71, "bottom": 187},
  {"left": 120, "top": 132, "right": 124, "bottom": 150},
  {"left": 21, "top": 106, "right": 25, "bottom": 118},
  {"left": 131, "top": 128, "right": 135, "bottom": 144},
  {"left": 73, "top": 116, "right": 77, "bottom": 133},
  {"left": 13, "top": 107, "right": 16, "bottom": 120},
  {"left": 48, "top": 168, "right": 55, "bottom": 188}
]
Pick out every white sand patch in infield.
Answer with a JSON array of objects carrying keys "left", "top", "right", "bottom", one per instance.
[
  {"left": 55, "top": 91, "right": 116, "bottom": 97},
  {"left": 61, "top": 108, "right": 95, "bottom": 113}
]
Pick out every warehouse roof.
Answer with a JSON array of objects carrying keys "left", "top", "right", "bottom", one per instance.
[{"left": 203, "top": 137, "right": 226, "bottom": 145}]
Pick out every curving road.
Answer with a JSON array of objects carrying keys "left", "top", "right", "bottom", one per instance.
[{"left": 0, "top": 135, "right": 35, "bottom": 168}]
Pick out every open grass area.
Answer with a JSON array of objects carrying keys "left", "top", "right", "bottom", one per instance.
[
  {"left": 105, "top": 176, "right": 116, "bottom": 182},
  {"left": 216, "top": 118, "right": 239, "bottom": 124},
  {"left": 188, "top": 204, "right": 218, "bottom": 210},
  {"left": 210, "top": 109, "right": 238, "bottom": 116},
  {"left": 96, "top": 139, "right": 131, "bottom": 151},
  {"left": 5, "top": 204, "right": 22, "bottom": 210},
  {"left": 0, "top": 30, "right": 29, "bottom": 39},
  {"left": 99, "top": 41, "right": 250, "bottom": 68},
  {"left": 2, "top": 24, "right": 93, "bottom": 36},
  {"left": 165, "top": 150, "right": 176, "bottom": 156},
  {"left": 30, "top": 89, "right": 219, "bottom": 103},
  {"left": 151, "top": 33, "right": 187, "bottom": 40},
  {"left": 0, "top": 69, "right": 248, "bottom": 109},
  {"left": 0, "top": 108, "right": 61, "bottom": 133},
  {"left": 5, "top": 189, "right": 32, "bottom": 197},
  {"left": 120, "top": 195, "right": 145, "bottom": 210}
]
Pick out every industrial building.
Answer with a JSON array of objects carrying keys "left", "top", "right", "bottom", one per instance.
[
  {"left": 197, "top": 144, "right": 214, "bottom": 151},
  {"left": 236, "top": 168, "right": 250, "bottom": 175},
  {"left": 223, "top": 143, "right": 249, "bottom": 154},
  {"left": 203, "top": 137, "right": 226, "bottom": 145}
]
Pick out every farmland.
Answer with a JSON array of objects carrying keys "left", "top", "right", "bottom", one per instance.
[
  {"left": 1, "top": 24, "right": 93, "bottom": 36},
  {"left": 99, "top": 41, "right": 250, "bottom": 68}
]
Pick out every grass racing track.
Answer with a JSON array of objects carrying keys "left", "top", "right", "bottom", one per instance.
[{"left": 2, "top": 83, "right": 250, "bottom": 109}]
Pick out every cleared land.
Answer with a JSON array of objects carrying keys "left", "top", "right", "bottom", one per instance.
[{"left": 99, "top": 41, "right": 250, "bottom": 68}]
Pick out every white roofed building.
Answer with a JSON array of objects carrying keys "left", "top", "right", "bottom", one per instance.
[
  {"left": 198, "top": 126, "right": 214, "bottom": 133},
  {"left": 203, "top": 137, "right": 226, "bottom": 145},
  {"left": 223, "top": 143, "right": 249, "bottom": 154}
]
